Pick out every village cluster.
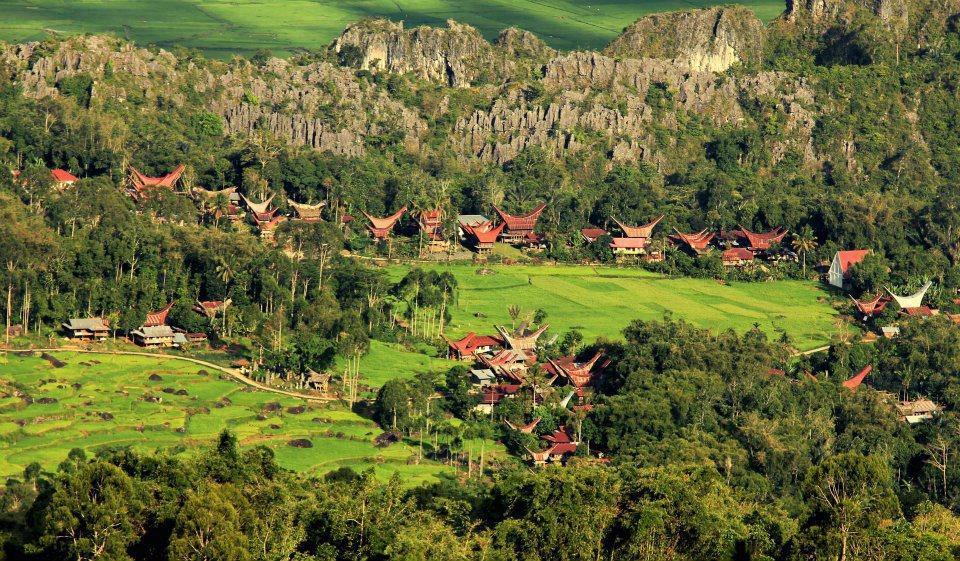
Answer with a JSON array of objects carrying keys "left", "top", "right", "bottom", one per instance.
[
  {"left": 445, "top": 323, "right": 609, "bottom": 465},
  {"left": 31, "top": 165, "right": 947, "bottom": 466}
]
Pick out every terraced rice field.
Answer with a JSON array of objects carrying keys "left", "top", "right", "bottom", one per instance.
[
  {"left": 0, "top": 351, "right": 488, "bottom": 480},
  {"left": 0, "top": 0, "right": 786, "bottom": 56},
  {"left": 389, "top": 263, "right": 839, "bottom": 351}
]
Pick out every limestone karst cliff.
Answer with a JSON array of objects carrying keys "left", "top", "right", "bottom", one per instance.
[{"left": 0, "top": 0, "right": 955, "bottom": 178}]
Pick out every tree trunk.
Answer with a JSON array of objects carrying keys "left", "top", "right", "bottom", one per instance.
[{"left": 5, "top": 282, "right": 11, "bottom": 347}]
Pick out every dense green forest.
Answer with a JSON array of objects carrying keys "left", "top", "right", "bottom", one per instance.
[
  {"left": 5, "top": 0, "right": 960, "bottom": 558},
  {"left": 6, "top": 318, "right": 960, "bottom": 559}
]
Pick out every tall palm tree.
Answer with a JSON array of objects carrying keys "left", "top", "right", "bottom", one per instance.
[{"left": 792, "top": 226, "right": 819, "bottom": 278}]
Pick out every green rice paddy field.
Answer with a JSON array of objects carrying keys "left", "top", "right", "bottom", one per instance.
[
  {"left": 390, "top": 263, "right": 839, "bottom": 351},
  {"left": 0, "top": 0, "right": 786, "bottom": 57},
  {"left": 0, "top": 351, "right": 495, "bottom": 480}
]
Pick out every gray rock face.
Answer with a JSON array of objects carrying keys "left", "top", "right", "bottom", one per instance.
[
  {"left": 2, "top": 35, "right": 425, "bottom": 157},
  {"left": 331, "top": 19, "right": 497, "bottom": 87},
  {"left": 604, "top": 7, "right": 767, "bottom": 72},
  {"left": 452, "top": 51, "right": 817, "bottom": 169},
  {"left": 784, "top": 0, "right": 908, "bottom": 23}
]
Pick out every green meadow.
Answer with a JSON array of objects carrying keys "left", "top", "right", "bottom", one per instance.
[
  {"left": 335, "top": 340, "right": 457, "bottom": 391},
  {"left": 0, "top": 0, "right": 786, "bottom": 56},
  {"left": 0, "top": 351, "right": 494, "bottom": 481},
  {"left": 390, "top": 263, "right": 839, "bottom": 351}
]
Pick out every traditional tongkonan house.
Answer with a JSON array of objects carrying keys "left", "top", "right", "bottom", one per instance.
[
  {"left": 240, "top": 194, "right": 286, "bottom": 239},
  {"left": 475, "top": 384, "right": 521, "bottom": 414},
  {"left": 545, "top": 352, "right": 606, "bottom": 389},
  {"left": 256, "top": 214, "right": 287, "bottom": 241},
  {"left": 580, "top": 228, "right": 608, "bottom": 243},
  {"left": 418, "top": 208, "right": 442, "bottom": 239},
  {"left": 736, "top": 225, "right": 788, "bottom": 252},
  {"left": 527, "top": 426, "right": 579, "bottom": 466},
  {"left": 144, "top": 303, "right": 174, "bottom": 327},
  {"left": 130, "top": 325, "right": 176, "bottom": 347},
  {"left": 613, "top": 215, "right": 664, "bottom": 239},
  {"left": 887, "top": 281, "right": 936, "bottom": 316},
  {"left": 195, "top": 299, "right": 231, "bottom": 319},
  {"left": 895, "top": 399, "right": 942, "bottom": 424},
  {"left": 50, "top": 169, "right": 78, "bottom": 190},
  {"left": 610, "top": 237, "right": 650, "bottom": 258},
  {"left": 418, "top": 208, "right": 450, "bottom": 252},
  {"left": 128, "top": 164, "right": 185, "bottom": 200},
  {"left": 445, "top": 332, "right": 503, "bottom": 360},
  {"left": 722, "top": 247, "right": 755, "bottom": 267},
  {"left": 494, "top": 203, "right": 546, "bottom": 245},
  {"left": 842, "top": 365, "right": 872, "bottom": 392},
  {"left": 669, "top": 228, "right": 715, "bottom": 255},
  {"left": 828, "top": 250, "right": 869, "bottom": 289},
  {"left": 496, "top": 323, "right": 549, "bottom": 352},
  {"left": 363, "top": 207, "right": 407, "bottom": 240},
  {"left": 504, "top": 417, "right": 541, "bottom": 434},
  {"left": 479, "top": 349, "right": 533, "bottom": 383},
  {"left": 241, "top": 193, "right": 277, "bottom": 222},
  {"left": 62, "top": 317, "right": 110, "bottom": 341},
  {"left": 288, "top": 200, "right": 325, "bottom": 223},
  {"left": 851, "top": 293, "right": 891, "bottom": 320},
  {"left": 461, "top": 220, "right": 505, "bottom": 255}
]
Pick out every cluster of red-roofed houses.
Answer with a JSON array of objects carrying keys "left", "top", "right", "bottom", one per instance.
[
  {"left": 581, "top": 218, "right": 792, "bottom": 265},
  {"left": 445, "top": 322, "right": 611, "bottom": 465}
]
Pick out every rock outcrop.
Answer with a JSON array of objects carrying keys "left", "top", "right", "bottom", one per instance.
[
  {"left": 604, "top": 7, "right": 766, "bottom": 72},
  {"left": 2, "top": 35, "right": 426, "bottom": 157},
  {"left": 331, "top": 19, "right": 498, "bottom": 87},
  {"left": 2, "top": 4, "right": 938, "bottom": 175}
]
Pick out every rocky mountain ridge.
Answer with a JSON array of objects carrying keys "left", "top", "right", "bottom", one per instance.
[{"left": 0, "top": 0, "right": 955, "bottom": 176}]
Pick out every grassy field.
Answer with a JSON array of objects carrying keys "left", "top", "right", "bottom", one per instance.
[
  {"left": 0, "top": 0, "right": 786, "bottom": 56},
  {"left": 390, "top": 263, "right": 839, "bottom": 351},
  {"left": 335, "top": 340, "right": 457, "bottom": 390},
  {"left": 0, "top": 351, "right": 494, "bottom": 481}
]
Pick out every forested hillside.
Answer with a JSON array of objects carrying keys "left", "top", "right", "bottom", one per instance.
[{"left": 5, "top": 0, "right": 960, "bottom": 558}]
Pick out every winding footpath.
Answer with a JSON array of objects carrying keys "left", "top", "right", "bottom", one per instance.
[{"left": 8, "top": 347, "right": 335, "bottom": 403}]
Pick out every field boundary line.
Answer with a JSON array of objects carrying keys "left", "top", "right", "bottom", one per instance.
[{"left": 10, "top": 348, "right": 335, "bottom": 403}]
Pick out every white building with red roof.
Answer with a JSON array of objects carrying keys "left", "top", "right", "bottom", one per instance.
[{"left": 828, "top": 250, "right": 870, "bottom": 289}]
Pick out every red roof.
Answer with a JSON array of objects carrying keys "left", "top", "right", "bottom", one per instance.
[
  {"left": 547, "top": 442, "right": 578, "bottom": 455},
  {"left": 51, "top": 169, "right": 78, "bottom": 183},
  {"left": 836, "top": 250, "right": 870, "bottom": 275},
  {"left": 842, "top": 365, "right": 872, "bottom": 391},
  {"left": 610, "top": 237, "right": 649, "bottom": 249},
  {"left": 418, "top": 209, "right": 443, "bottom": 239},
  {"left": 462, "top": 221, "right": 505, "bottom": 244},
  {"left": 543, "top": 426, "right": 573, "bottom": 444},
  {"left": 722, "top": 247, "right": 754, "bottom": 262},
  {"left": 545, "top": 352, "right": 605, "bottom": 388},
  {"left": 363, "top": 207, "right": 407, "bottom": 239},
  {"left": 613, "top": 216, "right": 663, "bottom": 238},
  {"left": 670, "top": 229, "right": 715, "bottom": 250},
  {"left": 902, "top": 306, "right": 936, "bottom": 317},
  {"left": 738, "top": 226, "right": 787, "bottom": 250},
  {"left": 130, "top": 164, "right": 184, "bottom": 191},
  {"left": 494, "top": 203, "right": 546, "bottom": 232},
  {"left": 852, "top": 293, "right": 890, "bottom": 317},
  {"left": 581, "top": 228, "right": 607, "bottom": 241},
  {"left": 447, "top": 332, "right": 502, "bottom": 358},
  {"left": 144, "top": 303, "right": 174, "bottom": 327}
]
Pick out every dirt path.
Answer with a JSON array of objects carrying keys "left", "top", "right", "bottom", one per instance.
[{"left": 9, "top": 348, "right": 336, "bottom": 403}]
